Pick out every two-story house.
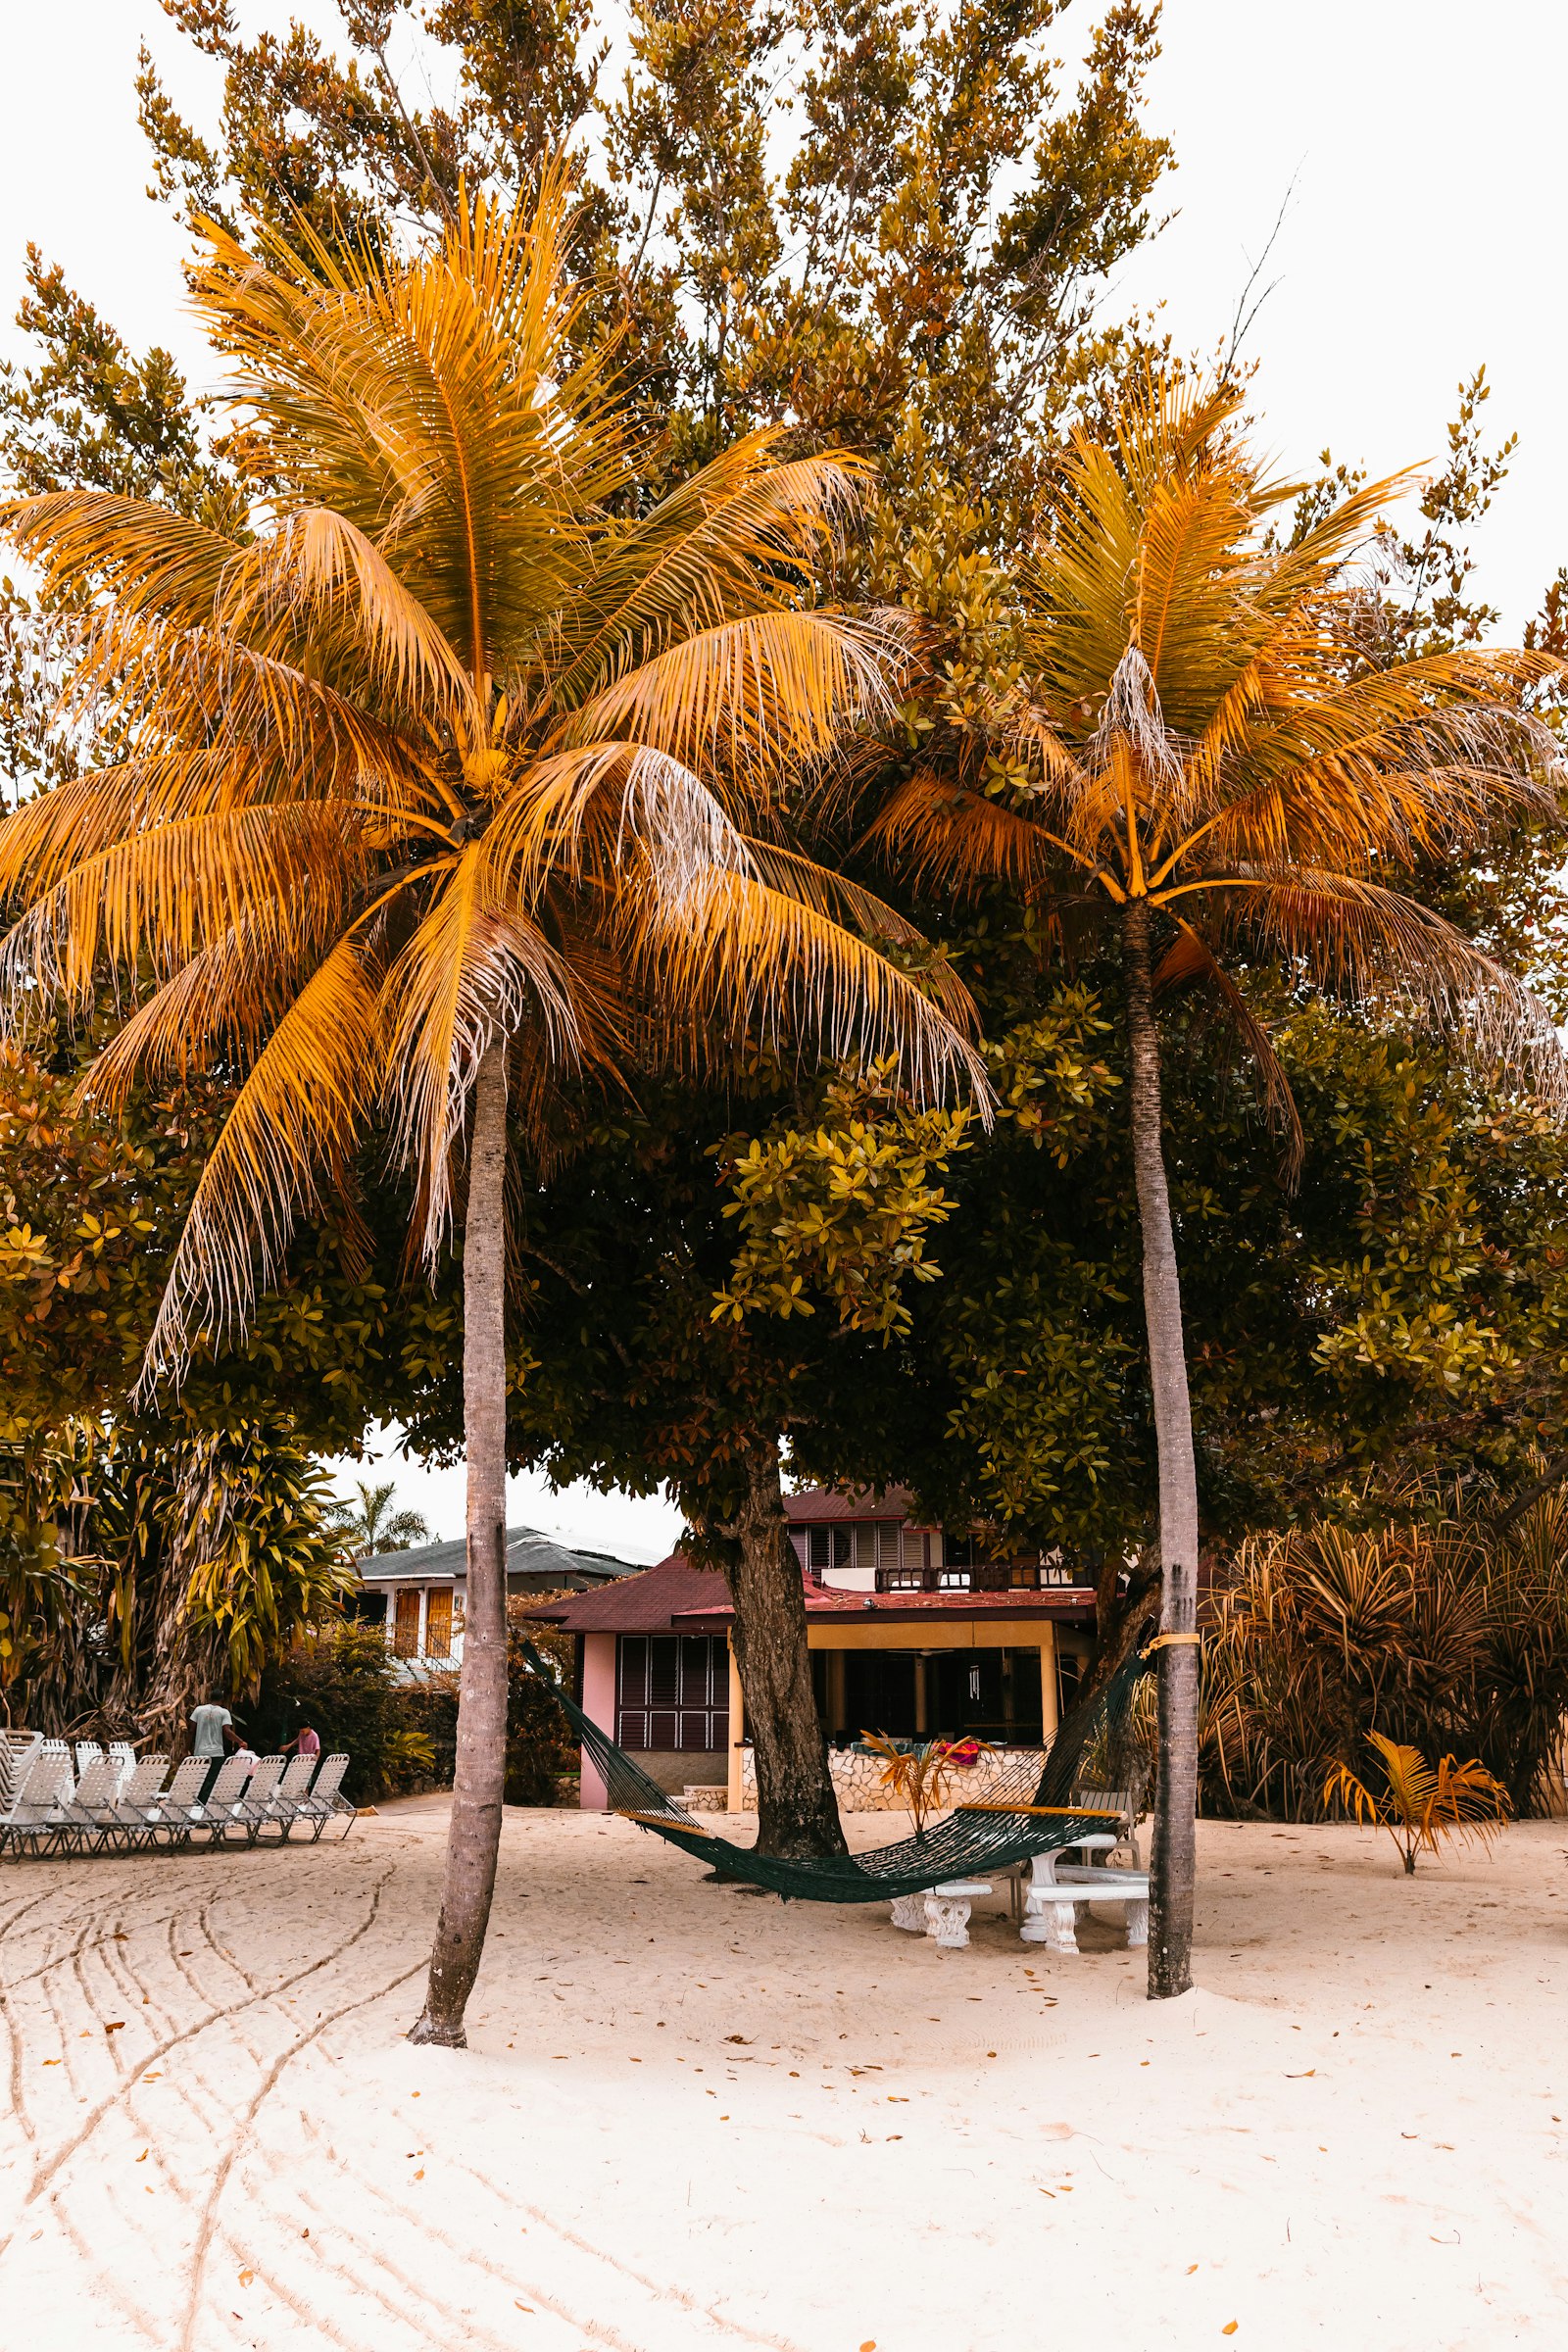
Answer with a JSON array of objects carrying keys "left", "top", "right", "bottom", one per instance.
[{"left": 531, "top": 1487, "right": 1101, "bottom": 1808}]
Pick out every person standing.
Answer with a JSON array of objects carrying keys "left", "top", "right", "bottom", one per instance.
[{"left": 190, "top": 1698, "right": 235, "bottom": 1799}]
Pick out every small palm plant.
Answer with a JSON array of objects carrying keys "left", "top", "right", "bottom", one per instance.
[
  {"left": 1324, "top": 1731, "right": 1510, "bottom": 1874},
  {"left": 861, "top": 1730, "right": 994, "bottom": 1835}
]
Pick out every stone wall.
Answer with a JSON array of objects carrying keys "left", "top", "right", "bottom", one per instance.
[{"left": 712, "top": 1743, "right": 1045, "bottom": 1814}]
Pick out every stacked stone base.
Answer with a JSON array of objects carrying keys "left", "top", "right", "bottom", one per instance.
[{"left": 712, "top": 1744, "right": 1045, "bottom": 1814}]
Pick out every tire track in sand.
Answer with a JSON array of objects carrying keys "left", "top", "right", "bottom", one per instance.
[
  {"left": 5, "top": 1864, "right": 401, "bottom": 2238},
  {"left": 177, "top": 1957, "right": 427, "bottom": 2352}
]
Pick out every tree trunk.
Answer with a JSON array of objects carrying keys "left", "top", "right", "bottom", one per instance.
[
  {"left": 722, "top": 1439, "right": 847, "bottom": 1859},
  {"left": 409, "top": 1039, "right": 511, "bottom": 2047},
  {"left": 1122, "top": 901, "right": 1201, "bottom": 2000}
]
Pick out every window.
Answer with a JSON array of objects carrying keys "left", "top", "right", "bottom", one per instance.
[
  {"left": 807, "top": 1524, "right": 851, "bottom": 1574},
  {"left": 937, "top": 1568, "right": 971, "bottom": 1591},
  {"left": 879, "top": 1566, "right": 925, "bottom": 1592},
  {"left": 616, "top": 1636, "right": 729, "bottom": 1754},
  {"left": 424, "top": 1589, "right": 454, "bottom": 1659}
]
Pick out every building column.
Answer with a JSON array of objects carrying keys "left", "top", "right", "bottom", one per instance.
[
  {"left": 913, "top": 1654, "right": 929, "bottom": 1738},
  {"left": 579, "top": 1632, "right": 616, "bottom": 1810},
  {"left": 1039, "top": 1622, "right": 1059, "bottom": 1742},
  {"left": 727, "top": 1642, "right": 746, "bottom": 1814}
]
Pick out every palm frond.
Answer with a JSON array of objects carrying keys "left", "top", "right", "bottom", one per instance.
[
  {"left": 135, "top": 938, "right": 383, "bottom": 1390},
  {"left": 383, "top": 842, "right": 588, "bottom": 1255},
  {"left": 1153, "top": 920, "right": 1304, "bottom": 1182}
]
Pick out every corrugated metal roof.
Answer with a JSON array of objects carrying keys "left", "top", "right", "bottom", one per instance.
[{"left": 356, "top": 1525, "right": 640, "bottom": 1590}]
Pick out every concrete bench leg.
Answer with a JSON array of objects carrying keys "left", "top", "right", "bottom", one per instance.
[
  {"left": 890, "top": 1892, "right": 928, "bottom": 1935},
  {"left": 1124, "top": 1898, "right": 1149, "bottom": 1948},
  {"left": 923, "top": 1890, "right": 973, "bottom": 1949},
  {"left": 1021, "top": 1895, "right": 1080, "bottom": 1953}
]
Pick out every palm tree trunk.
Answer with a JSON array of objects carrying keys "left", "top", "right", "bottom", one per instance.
[
  {"left": 1122, "top": 901, "right": 1201, "bottom": 1999},
  {"left": 409, "top": 1038, "right": 510, "bottom": 2047},
  {"left": 722, "top": 1438, "right": 848, "bottom": 1859}
]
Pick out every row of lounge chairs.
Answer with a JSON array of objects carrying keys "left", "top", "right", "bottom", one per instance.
[{"left": 0, "top": 1733, "right": 354, "bottom": 1858}]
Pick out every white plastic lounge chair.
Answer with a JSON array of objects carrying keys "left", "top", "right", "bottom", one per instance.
[
  {"left": 293, "top": 1753, "right": 352, "bottom": 1838},
  {"left": 111, "top": 1754, "right": 170, "bottom": 1842},
  {"left": 234, "top": 1756, "right": 287, "bottom": 1838},
  {"left": 0, "top": 1731, "right": 41, "bottom": 1814},
  {"left": 108, "top": 1741, "right": 136, "bottom": 1792},
  {"left": 262, "top": 1753, "right": 319, "bottom": 1839},
  {"left": 0, "top": 1741, "right": 74, "bottom": 1855},
  {"left": 60, "top": 1751, "right": 126, "bottom": 1851},
  {"left": 194, "top": 1754, "right": 255, "bottom": 1842},
  {"left": 140, "top": 1757, "right": 209, "bottom": 1843}
]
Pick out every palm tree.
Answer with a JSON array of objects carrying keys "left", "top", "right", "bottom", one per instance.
[
  {"left": 0, "top": 184, "right": 981, "bottom": 2043},
  {"left": 869, "top": 375, "right": 1564, "bottom": 1996},
  {"left": 326, "top": 1479, "right": 431, "bottom": 1560}
]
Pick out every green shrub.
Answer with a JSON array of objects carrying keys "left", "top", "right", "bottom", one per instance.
[{"left": 250, "top": 1608, "right": 580, "bottom": 1807}]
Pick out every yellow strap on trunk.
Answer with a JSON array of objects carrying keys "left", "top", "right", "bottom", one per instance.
[{"left": 1141, "top": 1631, "right": 1202, "bottom": 1656}]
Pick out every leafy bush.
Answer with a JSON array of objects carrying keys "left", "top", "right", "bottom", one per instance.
[
  {"left": 505, "top": 1606, "right": 577, "bottom": 1805},
  {"left": 253, "top": 1623, "right": 426, "bottom": 1805},
  {"left": 251, "top": 1607, "right": 580, "bottom": 1808},
  {"left": 1201, "top": 1483, "right": 1568, "bottom": 1820}
]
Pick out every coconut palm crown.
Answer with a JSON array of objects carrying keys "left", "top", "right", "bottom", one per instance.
[{"left": 0, "top": 184, "right": 979, "bottom": 1388}]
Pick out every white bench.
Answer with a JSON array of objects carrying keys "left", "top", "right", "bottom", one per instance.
[
  {"left": 1021, "top": 1857, "right": 1149, "bottom": 1951},
  {"left": 889, "top": 1879, "right": 994, "bottom": 1949}
]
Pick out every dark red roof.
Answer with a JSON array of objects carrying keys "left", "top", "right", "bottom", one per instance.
[
  {"left": 675, "top": 1587, "right": 1094, "bottom": 1627},
  {"left": 781, "top": 1486, "right": 912, "bottom": 1524},
  {"left": 529, "top": 1546, "right": 1095, "bottom": 1634},
  {"left": 526, "top": 1550, "right": 728, "bottom": 1633}
]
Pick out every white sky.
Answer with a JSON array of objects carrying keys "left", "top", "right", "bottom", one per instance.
[{"left": 3, "top": 0, "right": 1561, "bottom": 1542}]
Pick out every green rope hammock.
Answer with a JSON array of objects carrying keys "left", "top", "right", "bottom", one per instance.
[{"left": 521, "top": 1641, "right": 1152, "bottom": 1902}]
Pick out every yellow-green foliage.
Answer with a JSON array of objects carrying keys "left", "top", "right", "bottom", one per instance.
[{"left": 1324, "top": 1732, "right": 1510, "bottom": 1875}]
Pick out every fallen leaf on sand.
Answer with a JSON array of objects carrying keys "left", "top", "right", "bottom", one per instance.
[
  {"left": 238, "top": 2271, "right": 254, "bottom": 2287},
  {"left": 41, "top": 2061, "right": 59, "bottom": 2068},
  {"left": 859, "top": 2341, "right": 876, "bottom": 2349},
  {"left": 105, "top": 2022, "right": 125, "bottom": 2034},
  {"left": 135, "top": 2150, "right": 148, "bottom": 2164},
  {"left": 1187, "top": 2265, "right": 1199, "bottom": 2276},
  {"left": 515, "top": 2303, "right": 534, "bottom": 2314},
  {"left": 1285, "top": 2070, "right": 1314, "bottom": 2079},
  {"left": 1222, "top": 2326, "right": 1239, "bottom": 2337},
  {"left": 724, "top": 2034, "right": 752, "bottom": 2044},
  {"left": 413, "top": 2170, "right": 424, "bottom": 2181}
]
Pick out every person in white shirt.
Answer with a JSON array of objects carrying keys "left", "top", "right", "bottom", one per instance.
[{"left": 189, "top": 1700, "right": 235, "bottom": 1799}]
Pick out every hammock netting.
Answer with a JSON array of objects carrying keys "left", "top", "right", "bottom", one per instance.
[{"left": 522, "top": 1642, "right": 1152, "bottom": 1902}]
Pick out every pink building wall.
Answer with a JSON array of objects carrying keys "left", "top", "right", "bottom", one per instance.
[{"left": 579, "top": 1631, "right": 616, "bottom": 1809}]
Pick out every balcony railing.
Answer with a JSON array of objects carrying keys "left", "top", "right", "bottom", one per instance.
[{"left": 873, "top": 1561, "right": 1088, "bottom": 1595}]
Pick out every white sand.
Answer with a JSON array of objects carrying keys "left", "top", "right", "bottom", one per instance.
[{"left": 0, "top": 1806, "right": 1564, "bottom": 2351}]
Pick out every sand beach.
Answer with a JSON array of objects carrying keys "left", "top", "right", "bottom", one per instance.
[{"left": 0, "top": 1805, "right": 1563, "bottom": 2350}]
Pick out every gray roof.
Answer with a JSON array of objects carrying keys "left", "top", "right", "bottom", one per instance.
[{"left": 355, "top": 1524, "right": 639, "bottom": 1591}]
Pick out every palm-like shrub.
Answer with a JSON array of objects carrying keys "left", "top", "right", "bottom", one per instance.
[
  {"left": 1202, "top": 1487, "right": 1568, "bottom": 1820},
  {"left": 1324, "top": 1733, "right": 1510, "bottom": 1874}
]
